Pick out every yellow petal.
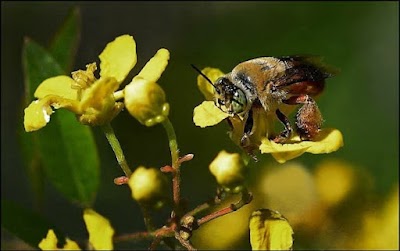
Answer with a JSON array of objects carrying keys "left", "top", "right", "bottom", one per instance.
[
  {"left": 83, "top": 208, "right": 114, "bottom": 250},
  {"left": 193, "top": 101, "right": 229, "bottom": 127},
  {"left": 38, "top": 229, "right": 80, "bottom": 250},
  {"left": 79, "top": 77, "right": 122, "bottom": 125},
  {"left": 24, "top": 95, "right": 80, "bottom": 132},
  {"left": 24, "top": 100, "right": 53, "bottom": 132},
  {"left": 80, "top": 77, "right": 120, "bottom": 111},
  {"left": 249, "top": 209, "right": 294, "bottom": 250},
  {"left": 34, "top": 76, "right": 78, "bottom": 100},
  {"left": 197, "top": 67, "right": 225, "bottom": 101},
  {"left": 63, "top": 239, "right": 81, "bottom": 250},
  {"left": 136, "top": 48, "right": 170, "bottom": 83},
  {"left": 305, "top": 128, "right": 344, "bottom": 154},
  {"left": 99, "top": 34, "right": 137, "bottom": 83},
  {"left": 38, "top": 229, "right": 58, "bottom": 250},
  {"left": 260, "top": 128, "right": 344, "bottom": 163}
]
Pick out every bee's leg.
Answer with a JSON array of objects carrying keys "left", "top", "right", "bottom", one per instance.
[
  {"left": 240, "top": 109, "right": 253, "bottom": 147},
  {"left": 284, "top": 94, "right": 323, "bottom": 140},
  {"left": 240, "top": 109, "right": 258, "bottom": 161},
  {"left": 273, "top": 109, "right": 293, "bottom": 143}
]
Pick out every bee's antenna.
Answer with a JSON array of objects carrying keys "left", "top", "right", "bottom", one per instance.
[{"left": 191, "top": 64, "right": 216, "bottom": 88}]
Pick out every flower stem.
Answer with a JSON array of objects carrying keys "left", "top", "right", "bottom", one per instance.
[
  {"left": 101, "top": 123, "right": 132, "bottom": 177},
  {"left": 161, "top": 118, "right": 181, "bottom": 214}
]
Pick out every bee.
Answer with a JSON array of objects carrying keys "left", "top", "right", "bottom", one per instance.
[{"left": 192, "top": 56, "right": 338, "bottom": 154}]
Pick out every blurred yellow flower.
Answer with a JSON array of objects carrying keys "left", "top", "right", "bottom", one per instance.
[
  {"left": 313, "top": 159, "right": 356, "bottom": 207},
  {"left": 24, "top": 34, "right": 136, "bottom": 131},
  {"left": 350, "top": 186, "right": 399, "bottom": 249},
  {"left": 39, "top": 229, "right": 80, "bottom": 250},
  {"left": 39, "top": 209, "right": 115, "bottom": 250},
  {"left": 191, "top": 195, "right": 255, "bottom": 250},
  {"left": 249, "top": 209, "right": 294, "bottom": 250},
  {"left": 83, "top": 208, "right": 115, "bottom": 250}
]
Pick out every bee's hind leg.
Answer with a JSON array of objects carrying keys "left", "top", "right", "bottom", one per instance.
[
  {"left": 272, "top": 109, "right": 293, "bottom": 143},
  {"left": 284, "top": 94, "right": 323, "bottom": 141}
]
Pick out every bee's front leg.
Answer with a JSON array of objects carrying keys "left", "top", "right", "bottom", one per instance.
[
  {"left": 284, "top": 94, "right": 323, "bottom": 140},
  {"left": 272, "top": 109, "right": 293, "bottom": 143}
]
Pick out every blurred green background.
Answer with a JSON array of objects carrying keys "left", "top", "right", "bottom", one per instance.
[{"left": 2, "top": 1, "right": 398, "bottom": 250}]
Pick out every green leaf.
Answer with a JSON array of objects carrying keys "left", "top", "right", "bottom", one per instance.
[
  {"left": 1, "top": 200, "right": 66, "bottom": 249},
  {"left": 49, "top": 7, "right": 81, "bottom": 72},
  {"left": 22, "top": 37, "right": 65, "bottom": 102},
  {"left": 20, "top": 38, "right": 66, "bottom": 209},
  {"left": 37, "top": 110, "right": 100, "bottom": 207},
  {"left": 22, "top": 39, "right": 100, "bottom": 207}
]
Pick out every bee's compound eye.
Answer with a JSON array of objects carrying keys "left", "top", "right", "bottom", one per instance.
[{"left": 231, "top": 89, "right": 247, "bottom": 114}]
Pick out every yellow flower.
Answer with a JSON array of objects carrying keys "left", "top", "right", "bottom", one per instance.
[
  {"left": 193, "top": 67, "right": 344, "bottom": 163},
  {"left": 124, "top": 48, "right": 170, "bottom": 126},
  {"left": 193, "top": 67, "right": 227, "bottom": 127},
  {"left": 39, "top": 209, "right": 115, "bottom": 250},
  {"left": 209, "top": 150, "right": 248, "bottom": 193},
  {"left": 39, "top": 229, "right": 80, "bottom": 250},
  {"left": 249, "top": 209, "right": 294, "bottom": 250},
  {"left": 24, "top": 34, "right": 136, "bottom": 132},
  {"left": 83, "top": 208, "right": 115, "bottom": 250}
]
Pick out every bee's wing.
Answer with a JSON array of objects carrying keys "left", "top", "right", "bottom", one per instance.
[{"left": 278, "top": 55, "right": 340, "bottom": 77}]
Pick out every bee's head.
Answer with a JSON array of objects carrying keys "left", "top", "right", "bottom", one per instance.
[
  {"left": 191, "top": 64, "right": 248, "bottom": 116},
  {"left": 214, "top": 77, "right": 247, "bottom": 115}
]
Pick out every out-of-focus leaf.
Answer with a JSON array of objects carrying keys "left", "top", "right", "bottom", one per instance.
[
  {"left": 22, "top": 39, "right": 99, "bottom": 207},
  {"left": 49, "top": 7, "right": 81, "bottom": 72},
  {"left": 1, "top": 200, "right": 65, "bottom": 249}
]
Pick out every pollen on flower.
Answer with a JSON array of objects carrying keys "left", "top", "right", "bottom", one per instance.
[{"left": 71, "top": 63, "right": 98, "bottom": 91}]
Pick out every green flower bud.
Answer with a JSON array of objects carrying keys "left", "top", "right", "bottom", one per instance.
[
  {"left": 124, "top": 77, "right": 169, "bottom": 127},
  {"left": 209, "top": 150, "right": 247, "bottom": 193},
  {"left": 128, "top": 166, "right": 169, "bottom": 209}
]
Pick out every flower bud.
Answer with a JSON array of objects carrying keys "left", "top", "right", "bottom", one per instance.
[
  {"left": 209, "top": 150, "right": 247, "bottom": 193},
  {"left": 124, "top": 77, "right": 169, "bottom": 127},
  {"left": 128, "top": 166, "right": 169, "bottom": 209}
]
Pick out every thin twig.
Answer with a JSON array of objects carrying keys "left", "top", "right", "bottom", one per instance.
[{"left": 196, "top": 189, "right": 253, "bottom": 227}]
